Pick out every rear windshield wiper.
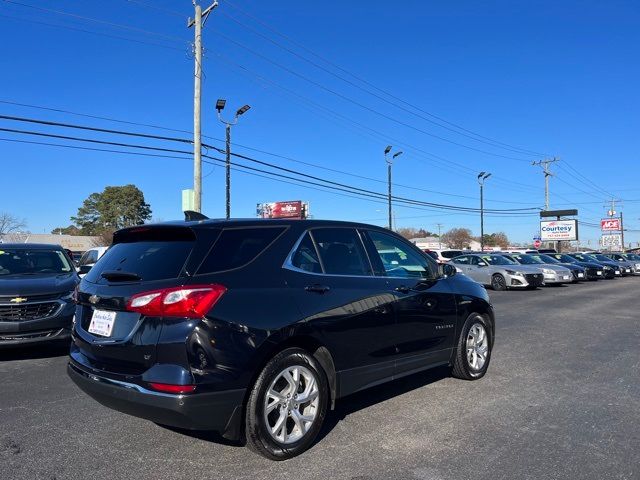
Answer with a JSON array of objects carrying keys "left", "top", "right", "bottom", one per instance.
[{"left": 100, "top": 271, "right": 142, "bottom": 281}]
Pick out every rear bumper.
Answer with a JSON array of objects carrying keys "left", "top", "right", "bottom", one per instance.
[{"left": 67, "top": 360, "right": 246, "bottom": 439}]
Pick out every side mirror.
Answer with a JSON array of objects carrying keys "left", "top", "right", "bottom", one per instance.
[
  {"left": 477, "top": 262, "right": 488, "bottom": 267},
  {"left": 440, "top": 263, "right": 457, "bottom": 278},
  {"left": 78, "top": 264, "right": 92, "bottom": 275}
]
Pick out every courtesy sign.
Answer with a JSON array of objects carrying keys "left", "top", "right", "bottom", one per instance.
[{"left": 540, "top": 220, "right": 578, "bottom": 241}]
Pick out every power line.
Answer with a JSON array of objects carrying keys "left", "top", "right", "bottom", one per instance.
[
  {"left": 219, "top": 8, "right": 545, "bottom": 158},
  {"left": 4, "top": 0, "right": 190, "bottom": 44},
  {"left": 0, "top": 128, "right": 539, "bottom": 215},
  {"left": 0, "top": 13, "right": 188, "bottom": 52},
  {"left": 213, "top": 53, "right": 542, "bottom": 193},
  {"left": 210, "top": 30, "right": 535, "bottom": 162},
  {"left": 223, "top": 0, "right": 548, "bottom": 158},
  {"left": 0, "top": 106, "right": 539, "bottom": 202}
]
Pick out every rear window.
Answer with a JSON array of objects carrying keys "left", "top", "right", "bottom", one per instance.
[
  {"left": 197, "top": 227, "right": 285, "bottom": 274},
  {"left": 441, "top": 250, "right": 463, "bottom": 259},
  {"left": 84, "top": 241, "right": 194, "bottom": 283}
]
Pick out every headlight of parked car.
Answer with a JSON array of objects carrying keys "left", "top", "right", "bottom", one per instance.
[
  {"left": 505, "top": 269, "right": 522, "bottom": 275},
  {"left": 542, "top": 268, "right": 554, "bottom": 274}
]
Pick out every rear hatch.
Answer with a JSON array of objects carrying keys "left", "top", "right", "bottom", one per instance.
[{"left": 73, "top": 225, "right": 218, "bottom": 375}]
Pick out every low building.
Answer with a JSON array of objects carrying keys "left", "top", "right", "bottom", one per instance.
[
  {"left": 0, "top": 233, "right": 103, "bottom": 253},
  {"left": 409, "top": 237, "right": 446, "bottom": 250}
]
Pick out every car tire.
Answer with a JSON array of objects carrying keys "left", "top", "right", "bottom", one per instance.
[
  {"left": 245, "top": 348, "right": 328, "bottom": 460},
  {"left": 491, "top": 274, "right": 507, "bottom": 291},
  {"left": 451, "top": 313, "right": 493, "bottom": 380}
]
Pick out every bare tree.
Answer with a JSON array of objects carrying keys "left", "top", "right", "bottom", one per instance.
[
  {"left": 0, "top": 213, "right": 27, "bottom": 236},
  {"left": 441, "top": 228, "right": 473, "bottom": 249}
]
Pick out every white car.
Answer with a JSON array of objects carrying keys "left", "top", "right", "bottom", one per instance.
[
  {"left": 76, "top": 246, "right": 108, "bottom": 277},
  {"left": 424, "top": 249, "right": 465, "bottom": 263}
]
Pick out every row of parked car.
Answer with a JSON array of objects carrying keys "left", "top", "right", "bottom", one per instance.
[{"left": 422, "top": 248, "right": 640, "bottom": 290}]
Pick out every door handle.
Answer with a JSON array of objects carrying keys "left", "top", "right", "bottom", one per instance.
[
  {"left": 394, "top": 285, "right": 411, "bottom": 294},
  {"left": 305, "top": 284, "right": 330, "bottom": 294}
]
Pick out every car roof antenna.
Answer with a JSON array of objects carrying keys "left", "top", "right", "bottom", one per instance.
[{"left": 184, "top": 210, "right": 209, "bottom": 221}]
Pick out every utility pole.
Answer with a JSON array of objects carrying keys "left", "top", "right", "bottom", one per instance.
[
  {"left": 532, "top": 157, "right": 559, "bottom": 211},
  {"left": 384, "top": 146, "right": 403, "bottom": 230},
  {"left": 436, "top": 223, "right": 443, "bottom": 249},
  {"left": 216, "top": 100, "right": 251, "bottom": 219},
  {"left": 605, "top": 198, "right": 623, "bottom": 252},
  {"left": 478, "top": 172, "right": 491, "bottom": 252},
  {"left": 620, "top": 210, "right": 625, "bottom": 252},
  {"left": 188, "top": 1, "right": 218, "bottom": 213}
]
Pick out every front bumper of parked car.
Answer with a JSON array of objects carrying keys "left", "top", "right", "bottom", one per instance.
[
  {"left": 542, "top": 270, "right": 573, "bottom": 284},
  {"left": 507, "top": 272, "right": 544, "bottom": 288},
  {"left": 0, "top": 296, "right": 75, "bottom": 348}
]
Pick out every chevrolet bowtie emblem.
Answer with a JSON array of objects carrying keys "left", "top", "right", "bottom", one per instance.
[{"left": 10, "top": 297, "right": 27, "bottom": 304}]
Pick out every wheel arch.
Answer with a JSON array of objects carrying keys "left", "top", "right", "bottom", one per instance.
[{"left": 248, "top": 334, "right": 338, "bottom": 410}]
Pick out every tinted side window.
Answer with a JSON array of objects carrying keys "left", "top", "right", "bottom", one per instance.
[
  {"left": 442, "top": 250, "right": 463, "bottom": 259},
  {"left": 291, "top": 233, "right": 322, "bottom": 273},
  {"left": 78, "top": 250, "right": 93, "bottom": 266},
  {"left": 311, "top": 228, "right": 370, "bottom": 276},
  {"left": 470, "top": 256, "right": 481, "bottom": 266},
  {"left": 367, "top": 230, "right": 435, "bottom": 279},
  {"left": 453, "top": 256, "right": 469, "bottom": 265},
  {"left": 198, "top": 227, "right": 285, "bottom": 274}
]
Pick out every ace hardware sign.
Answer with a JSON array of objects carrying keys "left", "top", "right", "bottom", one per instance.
[{"left": 601, "top": 218, "right": 621, "bottom": 231}]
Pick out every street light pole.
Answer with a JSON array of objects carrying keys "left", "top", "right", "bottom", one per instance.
[
  {"left": 216, "top": 100, "right": 251, "bottom": 219},
  {"left": 384, "top": 145, "right": 402, "bottom": 230},
  {"left": 478, "top": 172, "right": 491, "bottom": 252}
]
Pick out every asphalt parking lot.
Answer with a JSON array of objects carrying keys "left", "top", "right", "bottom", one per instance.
[{"left": 1, "top": 278, "right": 639, "bottom": 480}]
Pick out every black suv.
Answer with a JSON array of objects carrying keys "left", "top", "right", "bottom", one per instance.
[
  {"left": 68, "top": 219, "right": 494, "bottom": 460},
  {"left": 0, "top": 244, "right": 78, "bottom": 347}
]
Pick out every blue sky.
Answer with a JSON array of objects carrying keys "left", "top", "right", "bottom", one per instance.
[{"left": 1, "top": 0, "right": 639, "bottom": 246}]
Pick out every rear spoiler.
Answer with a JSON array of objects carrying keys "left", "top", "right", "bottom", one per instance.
[{"left": 184, "top": 211, "right": 209, "bottom": 221}]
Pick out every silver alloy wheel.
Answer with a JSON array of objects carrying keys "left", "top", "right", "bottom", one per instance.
[
  {"left": 466, "top": 322, "right": 489, "bottom": 371},
  {"left": 264, "top": 365, "right": 320, "bottom": 445}
]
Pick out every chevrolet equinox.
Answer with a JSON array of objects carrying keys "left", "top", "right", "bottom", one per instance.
[{"left": 68, "top": 219, "right": 494, "bottom": 460}]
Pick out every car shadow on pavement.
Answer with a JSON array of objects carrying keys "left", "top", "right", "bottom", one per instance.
[
  {"left": 159, "top": 365, "right": 451, "bottom": 450},
  {"left": 0, "top": 341, "right": 70, "bottom": 361},
  {"left": 316, "top": 365, "right": 451, "bottom": 444}
]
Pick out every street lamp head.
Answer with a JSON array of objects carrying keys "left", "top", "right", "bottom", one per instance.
[
  {"left": 215, "top": 99, "right": 226, "bottom": 112},
  {"left": 478, "top": 171, "right": 486, "bottom": 178},
  {"left": 393, "top": 151, "right": 403, "bottom": 159},
  {"left": 236, "top": 104, "right": 251, "bottom": 116},
  {"left": 384, "top": 145, "right": 392, "bottom": 154},
  {"left": 483, "top": 173, "right": 492, "bottom": 180}
]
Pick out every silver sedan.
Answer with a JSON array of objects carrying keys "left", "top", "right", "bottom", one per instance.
[
  {"left": 450, "top": 253, "right": 544, "bottom": 290},
  {"left": 502, "top": 253, "right": 573, "bottom": 285}
]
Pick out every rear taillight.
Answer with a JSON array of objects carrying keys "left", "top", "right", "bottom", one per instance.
[
  {"left": 148, "top": 382, "right": 196, "bottom": 394},
  {"left": 126, "top": 284, "right": 226, "bottom": 318}
]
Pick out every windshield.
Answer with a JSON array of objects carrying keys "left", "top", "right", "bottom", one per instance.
[
  {"left": 0, "top": 248, "right": 73, "bottom": 276},
  {"left": 538, "top": 254, "right": 560, "bottom": 264},
  {"left": 511, "top": 254, "right": 541, "bottom": 265},
  {"left": 592, "top": 254, "right": 613, "bottom": 262},
  {"left": 625, "top": 253, "right": 640, "bottom": 261},
  {"left": 482, "top": 255, "right": 517, "bottom": 266},
  {"left": 570, "top": 254, "right": 591, "bottom": 262}
]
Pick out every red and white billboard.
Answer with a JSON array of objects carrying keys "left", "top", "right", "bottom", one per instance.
[
  {"left": 257, "top": 201, "right": 306, "bottom": 219},
  {"left": 601, "top": 218, "right": 621, "bottom": 231}
]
